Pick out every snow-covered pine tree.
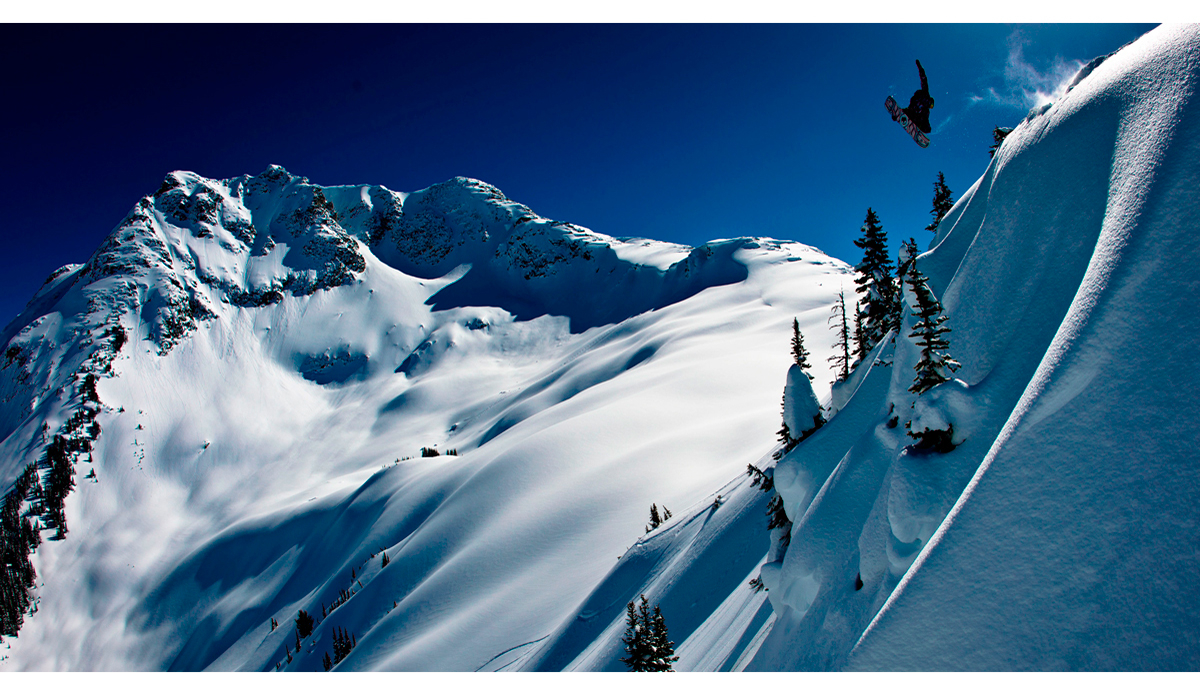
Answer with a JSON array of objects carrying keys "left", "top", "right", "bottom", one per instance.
[
  {"left": 897, "top": 237, "right": 920, "bottom": 281},
  {"left": 620, "top": 595, "right": 677, "bottom": 672},
  {"left": 828, "top": 290, "right": 852, "bottom": 382},
  {"left": 926, "top": 172, "right": 954, "bottom": 233},
  {"left": 790, "top": 318, "right": 812, "bottom": 375},
  {"left": 853, "top": 208, "right": 899, "bottom": 352},
  {"left": 649, "top": 605, "right": 679, "bottom": 671},
  {"left": 906, "top": 263, "right": 959, "bottom": 395},
  {"left": 620, "top": 596, "right": 653, "bottom": 671}
]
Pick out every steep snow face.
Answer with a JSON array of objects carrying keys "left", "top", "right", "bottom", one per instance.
[
  {"left": 0, "top": 163, "right": 853, "bottom": 670},
  {"left": 752, "top": 24, "right": 1200, "bottom": 671}
]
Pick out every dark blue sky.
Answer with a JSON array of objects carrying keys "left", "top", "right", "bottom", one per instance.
[{"left": 0, "top": 24, "right": 1156, "bottom": 327}]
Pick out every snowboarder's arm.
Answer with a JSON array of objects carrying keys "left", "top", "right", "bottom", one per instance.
[{"left": 916, "top": 59, "right": 928, "bottom": 92}]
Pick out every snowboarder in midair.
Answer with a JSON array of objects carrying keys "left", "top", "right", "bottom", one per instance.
[{"left": 903, "top": 59, "right": 934, "bottom": 134}]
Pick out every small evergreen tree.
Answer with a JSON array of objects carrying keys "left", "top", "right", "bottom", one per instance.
[
  {"left": 621, "top": 595, "right": 677, "bottom": 672},
  {"left": 775, "top": 417, "right": 796, "bottom": 457},
  {"left": 926, "top": 172, "right": 955, "bottom": 233},
  {"left": 620, "top": 598, "right": 652, "bottom": 671},
  {"left": 852, "top": 301, "right": 867, "bottom": 364},
  {"left": 381, "top": 551, "right": 390, "bottom": 569},
  {"left": 645, "top": 503, "right": 672, "bottom": 533},
  {"left": 331, "top": 625, "right": 356, "bottom": 665},
  {"left": 766, "top": 494, "right": 789, "bottom": 530},
  {"left": 746, "top": 463, "right": 774, "bottom": 492},
  {"left": 897, "top": 238, "right": 921, "bottom": 285},
  {"left": 649, "top": 605, "right": 679, "bottom": 671},
  {"left": 323, "top": 651, "right": 333, "bottom": 671},
  {"left": 789, "top": 318, "right": 812, "bottom": 375},
  {"left": 295, "top": 609, "right": 315, "bottom": 639},
  {"left": 990, "top": 126, "right": 1014, "bottom": 157},
  {"left": 853, "top": 208, "right": 899, "bottom": 352},
  {"left": 828, "top": 290, "right": 852, "bottom": 382},
  {"left": 906, "top": 265, "right": 960, "bottom": 395},
  {"left": 646, "top": 503, "right": 662, "bottom": 533}
]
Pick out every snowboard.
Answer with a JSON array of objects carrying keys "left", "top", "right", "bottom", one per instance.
[{"left": 885, "top": 95, "right": 930, "bottom": 148}]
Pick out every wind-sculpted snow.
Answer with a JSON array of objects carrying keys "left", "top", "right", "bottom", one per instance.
[
  {"left": 0, "top": 153, "right": 852, "bottom": 668},
  {"left": 746, "top": 24, "right": 1200, "bottom": 671}
]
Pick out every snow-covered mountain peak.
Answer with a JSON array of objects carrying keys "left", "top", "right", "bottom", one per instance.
[{"left": 0, "top": 159, "right": 852, "bottom": 669}]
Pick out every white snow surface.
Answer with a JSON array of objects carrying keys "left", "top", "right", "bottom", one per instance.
[
  {"left": 749, "top": 24, "right": 1200, "bottom": 671},
  {"left": 0, "top": 162, "right": 851, "bottom": 670}
]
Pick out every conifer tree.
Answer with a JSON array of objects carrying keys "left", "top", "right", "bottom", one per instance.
[
  {"left": 906, "top": 265, "right": 960, "bottom": 395},
  {"left": 926, "top": 172, "right": 955, "bottom": 233},
  {"left": 620, "top": 597, "right": 653, "bottom": 671},
  {"left": 649, "top": 605, "right": 679, "bottom": 671},
  {"left": 323, "top": 652, "right": 333, "bottom": 671},
  {"left": 645, "top": 503, "right": 672, "bottom": 532},
  {"left": 828, "top": 290, "right": 852, "bottom": 382},
  {"left": 331, "top": 625, "right": 356, "bottom": 664},
  {"left": 898, "top": 238, "right": 921, "bottom": 280},
  {"left": 295, "top": 609, "right": 314, "bottom": 639},
  {"left": 646, "top": 504, "right": 662, "bottom": 533},
  {"left": 853, "top": 208, "right": 899, "bottom": 351},
  {"left": 790, "top": 318, "right": 812, "bottom": 375},
  {"left": 746, "top": 463, "right": 774, "bottom": 492},
  {"left": 852, "top": 301, "right": 867, "bottom": 364},
  {"left": 776, "top": 415, "right": 795, "bottom": 456},
  {"left": 766, "top": 494, "right": 789, "bottom": 530},
  {"left": 620, "top": 595, "right": 677, "bottom": 672}
]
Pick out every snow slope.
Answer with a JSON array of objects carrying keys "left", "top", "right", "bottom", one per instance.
[
  {"left": 746, "top": 23, "right": 1200, "bottom": 671},
  {"left": 0, "top": 164, "right": 852, "bottom": 670}
]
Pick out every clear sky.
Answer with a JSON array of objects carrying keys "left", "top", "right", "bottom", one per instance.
[{"left": 0, "top": 23, "right": 1158, "bottom": 327}]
